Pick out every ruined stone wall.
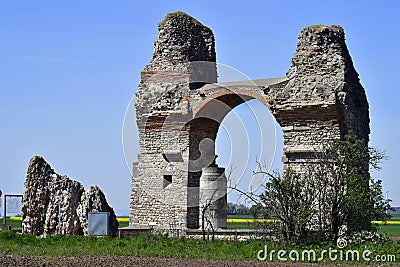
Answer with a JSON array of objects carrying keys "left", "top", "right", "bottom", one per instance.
[
  {"left": 131, "top": 11, "right": 217, "bottom": 230},
  {"left": 267, "top": 25, "right": 369, "bottom": 170},
  {"left": 130, "top": 113, "right": 192, "bottom": 228},
  {"left": 22, "top": 156, "right": 119, "bottom": 236},
  {"left": 144, "top": 11, "right": 216, "bottom": 72},
  {"left": 130, "top": 12, "right": 370, "bottom": 230}
]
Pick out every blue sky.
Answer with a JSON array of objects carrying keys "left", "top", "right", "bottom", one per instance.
[{"left": 1, "top": 1, "right": 399, "bottom": 215}]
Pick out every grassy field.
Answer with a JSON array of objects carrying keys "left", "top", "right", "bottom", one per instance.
[
  {"left": 389, "top": 214, "right": 400, "bottom": 221},
  {"left": 0, "top": 230, "right": 399, "bottom": 264},
  {"left": 4, "top": 215, "right": 400, "bottom": 236},
  {"left": 0, "top": 215, "right": 399, "bottom": 264},
  {"left": 378, "top": 224, "right": 400, "bottom": 236},
  {"left": 378, "top": 214, "right": 400, "bottom": 236},
  {"left": 2, "top": 217, "right": 22, "bottom": 228},
  {"left": 119, "top": 221, "right": 129, "bottom": 227},
  {"left": 227, "top": 214, "right": 400, "bottom": 236},
  {"left": 117, "top": 217, "right": 129, "bottom": 228}
]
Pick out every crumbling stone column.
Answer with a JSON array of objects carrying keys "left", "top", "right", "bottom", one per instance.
[
  {"left": 131, "top": 11, "right": 217, "bottom": 229},
  {"left": 199, "top": 161, "right": 227, "bottom": 229},
  {"left": 267, "top": 25, "right": 370, "bottom": 171}
]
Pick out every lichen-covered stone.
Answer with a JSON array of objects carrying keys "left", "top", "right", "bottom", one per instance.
[
  {"left": 266, "top": 25, "right": 370, "bottom": 171},
  {"left": 77, "top": 186, "right": 119, "bottom": 237},
  {"left": 136, "top": 11, "right": 217, "bottom": 116},
  {"left": 277, "top": 25, "right": 369, "bottom": 143},
  {"left": 21, "top": 156, "right": 54, "bottom": 236},
  {"left": 145, "top": 11, "right": 216, "bottom": 72},
  {"left": 43, "top": 175, "right": 84, "bottom": 235},
  {"left": 21, "top": 156, "right": 118, "bottom": 236}
]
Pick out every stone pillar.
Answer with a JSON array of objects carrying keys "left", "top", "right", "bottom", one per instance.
[
  {"left": 267, "top": 25, "right": 370, "bottom": 171},
  {"left": 131, "top": 11, "right": 217, "bottom": 229},
  {"left": 199, "top": 160, "right": 227, "bottom": 229}
]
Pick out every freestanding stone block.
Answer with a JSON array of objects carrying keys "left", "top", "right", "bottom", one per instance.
[
  {"left": 77, "top": 186, "right": 119, "bottom": 237},
  {"left": 130, "top": 12, "right": 369, "bottom": 231},
  {"left": 22, "top": 156, "right": 119, "bottom": 236}
]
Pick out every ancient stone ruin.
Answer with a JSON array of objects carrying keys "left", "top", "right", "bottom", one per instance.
[
  {"left": 22, "top": 156, "right": 118, "bottom": 236},
  {"left": 130, "top": 12, "right": 369, "bottom": 231}
]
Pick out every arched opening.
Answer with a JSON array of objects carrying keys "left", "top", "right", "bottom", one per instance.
[
  {"left": 186, "top": 91, "right": 284, "bottom": 228},
  {"left": 216, "top": 99, "right": 284, "bottom": 206}
]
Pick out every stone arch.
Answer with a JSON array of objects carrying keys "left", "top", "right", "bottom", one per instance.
[
  {"left": 190, "top": 87, "right": 273, "bottom": 166},
  {"left": 130, "top": 12, "right": 370, "bottom": 231},
  {"left": 193, "top": 88, "right": 271, "bottom": 116},
  {"left": 186, "top": 88, "right": 281, "bottom": 228}
]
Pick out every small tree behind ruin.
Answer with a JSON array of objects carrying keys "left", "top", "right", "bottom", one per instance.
[{"left": 254, "top": 136, "right": 392, "bottom": 243}]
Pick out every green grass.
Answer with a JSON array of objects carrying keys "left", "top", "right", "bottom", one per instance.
[
  {"left": 6, "top": 215, "right": 400, "bottom": 236},
  {"left": 378, "top": 224, "right": 400, "bottom": 236},
  {"left": 227, "top": 214, "right": 400, "bottom": 236},
  {"left": 0, "top": 231, "right": 398, "bottom": 264},
  {"left": 377, "top": 214, "right": 400, "bottom": 236},
  {"left": 227, "top": 214, "right": 254, "bottom": 229},
  {"left": 389, "top": 214, "right": 400, "bottom": 221},
  {"left": 118, "top": 221, "right": 129, "bottom": 228},
  {"left": 227, "top": 214, "right": 253, "bottom": 219},
  {"left": 2, "top": 217, "right": 22, "bottom": 228},
  {"left": 227, "top": 222, "right": 253, "bottom": 229},
  {"left": 0, "top": 231, "right": 264, "bottom": 259}
]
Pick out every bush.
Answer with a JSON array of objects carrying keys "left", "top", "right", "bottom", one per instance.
[{"left": 255, "top": 136, "right": 392, "bottom": 243}]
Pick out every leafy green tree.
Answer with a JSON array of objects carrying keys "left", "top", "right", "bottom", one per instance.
[
  {"left": 257, "top": 169, "right": 316, "bottom": 242},
  {"left": 227, "top": 202, "right": 237, "bottom": 215},
  {"left": 308, "top": 135, "right": 391, "bottom": 239},
  {"left": 227, "top": 202, "right": 251, "bottom": 215},
  {"left": 255, "top": 135, "right": 392, "bottom": 243}
]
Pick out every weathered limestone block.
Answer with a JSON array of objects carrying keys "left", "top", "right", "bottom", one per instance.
[
  {"left": 77, "top": 186, "right": 119, "bottom": 237},
  {"left": 22, "top": 156, "right": 54, "bottom": 235},
  {"left": 43, "top": 175, "right": 84, "bottom": 235},
  {"left": 22, "top": 156, "right": 118, "bottom": 236}
]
